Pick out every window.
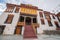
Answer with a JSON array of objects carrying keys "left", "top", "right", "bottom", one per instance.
[
  {"left": 0, "top": 25, "right": 5, "bottom": 34},
  {"left": 15, "top": 7, "right": 20, "bottom": 13},
  {"left": 57, "top": 17, "right": 60, "bottom": 22},
  {"left": 41, "top": 19, "right": 45, "bottom": 24},
  {"left": 54, "top": 21, "right": 60, "bottom": 28},
  {"left": 39, "top": 12, "right": 43, "bottom": 18},
  {"left": 52, "top": 15, "right": 55, "bottom": 19},
  {"left": 44, "top": 11, "right": 51, "bottom": 19},
  {"left": 5, "top": 7, "right": 14, "bottom": 13},
  {"left": 5, "top": 14, "right": 14, "bottom": 24},
  {"left": 48, "top": 20, "right": 53, "bottom": 26},
  {"left": 45, "top": 14, "right": 51, "bottom": 19},
  {"left": 19, "top": 16, "right": 24, "bottom": 22},
  {"left": 33, "top": 18, "right": 37, "bottom": 23}
]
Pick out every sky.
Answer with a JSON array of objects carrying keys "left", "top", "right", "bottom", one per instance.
[{"left": 0, "top": 0, "right": 60, "bottom": 15}]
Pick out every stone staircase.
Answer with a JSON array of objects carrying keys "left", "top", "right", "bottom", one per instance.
[{"left": 23, "top": 25, "right": 37, "bottom": 38}]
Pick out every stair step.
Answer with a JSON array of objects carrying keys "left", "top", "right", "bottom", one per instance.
[{"left": 23, "top": 25, "right": 37, "bottom": 38}]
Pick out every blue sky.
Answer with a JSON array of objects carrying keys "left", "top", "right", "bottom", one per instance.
[{"left": 0, "top": 0, "right": 60, "bottom": 15}]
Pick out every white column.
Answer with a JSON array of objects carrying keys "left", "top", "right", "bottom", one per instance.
[
  {"left": 21, "top": 17, "right": 25, "bottom": 35},
  {"left": 21, "top": 26, "right": 24, "bottom": 35}
]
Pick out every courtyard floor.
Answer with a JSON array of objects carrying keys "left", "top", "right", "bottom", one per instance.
[{"left": 0, "top": 35, "right": 60, "bottom": 40}]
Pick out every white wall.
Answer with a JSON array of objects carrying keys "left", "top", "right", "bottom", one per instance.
[
  {"left": 0, "top": 12, "right": 20, "bottom": 34},
  {"left": 37, "top": 11, "right": 44, "bottom": 34}
]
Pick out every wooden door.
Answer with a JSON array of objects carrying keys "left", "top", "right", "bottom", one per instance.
[
  {"left": 15, "top": 26, "right": 22, "bottom": 34},
  {"left": 0, "top": 25, "right": 5, "bottom": 34}
]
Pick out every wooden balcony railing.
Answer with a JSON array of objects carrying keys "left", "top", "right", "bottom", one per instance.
[
  {"left": 32, "top": 23, "right": 39, "bottom": 27},
  {"left": 17, "top": 22, "right": 25, "bottom": 26}
]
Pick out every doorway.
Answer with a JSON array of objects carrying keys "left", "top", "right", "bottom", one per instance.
[
  {"left": 33, "top": 18, "right": 37, "bottom": 23},
  {"left": 25, "top": 17, "right": 31, "bottom": 25},
  {"left": 0, "top": 25, "right": 5, "bottom": 34},
  {"left": 14, "top": 25, "right": 22, "bottom": 35}
]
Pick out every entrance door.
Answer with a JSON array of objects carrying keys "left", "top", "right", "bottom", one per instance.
[
  {"left": 26, "top": 17, "right": 31, "bottom": 25},
  {"left": 0, "top": 25, "right": 5, "bottom": 34},
  {"left": 14, "top": 25, "right": 22, "bottom": 34}
]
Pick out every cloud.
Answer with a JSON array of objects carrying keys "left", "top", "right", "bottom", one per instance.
[
  {"left": 21, "top": 0, "right": 38, "bottom": 6},
  {"left": 4, "top": 0, "right": 38, "bottom": 6},
  {"left": 0, "top": 3, "right": 6, "bottom": 15},
  {"left": 4, "top": 0, "right": 21, "bottom": 5},
  {"left": 38, "top": 0, "right": 60, "bottom": 14},
  {"left": 0, "top": 0, "right": 6, "bottom": 3}
]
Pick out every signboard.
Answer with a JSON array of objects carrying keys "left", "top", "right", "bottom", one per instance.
[{"left": 20, "top": 7, "right": 37, "bottom": 15}]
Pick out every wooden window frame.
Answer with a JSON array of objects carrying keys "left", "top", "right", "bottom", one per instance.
[
  {"left": 41, "top": 19, "right": 45, "bottom": 24},
  {"left": 45, "top": 14, "right": 51, "bottom": 19},
  {"left": 5, "top": 7, "right": 14, "bottom": 13},
  {"left": 39, "top": 12, "right": 43, "bottom": 18},
  {"left": 57, "top": 16, "right": 60, "bottom": 22},
  {"left": 15, "top": 7, "right": 20, "bottom": 13},
  {"left": 4, "top": 14, "right": 14, "bottom": 24},
  {"left": 54, "top": 21, "right": 60, "bottom": 28},
  {"left": 52, "top": 15, "right": 55, "bottom": 19},
  {"left": 48, "top": 20, "right": 53, "bottom": 26}
]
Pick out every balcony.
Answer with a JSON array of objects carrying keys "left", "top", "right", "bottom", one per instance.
[
  {"left": 17, "top": 22, "right": 25, "bottom": 26},
  {"left": 32, "top": 23, "right": 39, "bottom": 27}
]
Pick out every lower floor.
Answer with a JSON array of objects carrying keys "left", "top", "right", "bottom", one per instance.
[{"left": 0, "top": 25, "right": 60, "bottom": 35}]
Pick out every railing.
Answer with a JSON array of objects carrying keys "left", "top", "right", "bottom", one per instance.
[
  {"left": 17, "top": 22, "right": 25, "bottom": 26},
  {"left": 32, "top": 23, "right": 39, "bottom": 27},
  {"left": 32, "top": 23, "right": 39, "bottom": 34}
]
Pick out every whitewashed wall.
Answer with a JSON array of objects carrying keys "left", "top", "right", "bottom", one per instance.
[
  {"left": 0, "top": 12, "right": 20, "bottom": 34},
  {"left": 37, "top": 10, "right": 60, "bottom": 34}
]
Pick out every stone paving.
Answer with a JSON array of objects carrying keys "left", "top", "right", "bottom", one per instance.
[
  {"left": 23, "top": 38, "right": 38, "bottom": 40},
  {"left": 38, "top": 35, "right": 60, "bottom": 40},
  {"left": 0, "top": 35, "right": 23, "bottom": 40},
  {"left": 0, "top": 35, "right": 60, "bottom": 40}
]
